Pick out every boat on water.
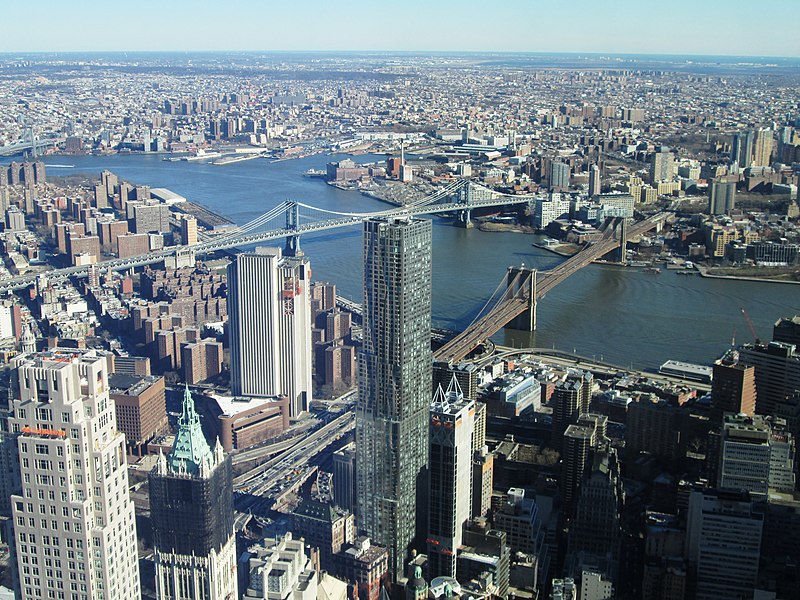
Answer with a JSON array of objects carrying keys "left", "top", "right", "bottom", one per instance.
[{"left": 644, "top": 267, "right": 661, "bottom": 274}]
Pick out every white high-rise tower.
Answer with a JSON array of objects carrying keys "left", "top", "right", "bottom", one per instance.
[
  {"left": 9, "top": 349, "right": 141, "bottom": 600},
  {"left": 228, "top": 247, "right": 313, "bottom": 416}
]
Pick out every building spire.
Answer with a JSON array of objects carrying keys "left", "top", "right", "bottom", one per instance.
[{"left": 168, "top": 385, "right": 216, "bottom": 476}]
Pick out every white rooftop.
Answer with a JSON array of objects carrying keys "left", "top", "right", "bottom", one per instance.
[
  {"left": 212, "top": 393, "right": 281, "bottom": 417},
  {"left": 150, "top": 187, "right": 187, "bottom": 204}
]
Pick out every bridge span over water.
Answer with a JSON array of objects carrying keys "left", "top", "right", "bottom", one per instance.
[
  {"left": 433, "top": 212, "right": 668, "bottom": 364},
  {"left": 0, "top": 179, "right": 531, "bottom": 293},
  {"left": 0, "top": 178, "right": 666, "bottom": 359}
]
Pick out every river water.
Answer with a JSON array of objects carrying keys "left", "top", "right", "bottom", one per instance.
[{"left": 43, "top": 153, "right": 800, "bottom": 370}]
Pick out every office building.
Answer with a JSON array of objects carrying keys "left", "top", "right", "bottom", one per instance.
[
  {"left": 472, "top": 446, "right": 494, "bottom": 519},
  {"left": 686, "top": 489, "right": 763, "bottom": 600},
  {"left": 561, "top": 425, "right": 593, "bottom": 519},
  {"left": 5, "top": 206, "right": 25, "bottom": 231},
  {"left": 333, "top": 537, "right": 389, "bottom": 600},
  {"left": 711, "top": 354, "right": 756, "bottom": 423},
  {"left": 356, "top": 217, "right": 432, "bottom": 579},
  {"left": 552, "top": 380, "right": 583, "bottom": 450},
  {"left": 549, "top": 161, "right": 570, "bottom": 190},
  {"left": 588, "top": 164, "right": 601, "bottom": 197},
  {"left": 181, "top": 216, "right": 198, "bottom": 246},
  {"left": 457, "top": 522, "right": 510, "bottom": 598},
  {"left": 718, "top": 413, "right": 795, "bottom": 496},
  {"left": 708, "top": 179, "right": 736, "bottom": 215},
  {"left": 427, "top": 377, "right": 475, "bottom": 579},
  {"left": 567, "top": 447, "right": 623, "bottom": 560},
  {"left": 649, "top": 151, "right": 674, "bottom": 183},
  {"left": 753, "top": 127, "right": 773, "bottom": 166},
  {"left": 773, "top": 315, "right": 800, "bottom": 346},
  {"left": 738, "top": 342, "right": 800, "bottom": 417},
  {"left": 493, "top": 488, "right": 542, "bottom": 555},
  {"left": 731, "top": 130, "right": 754, "bottom": 167},
  {"left": 533, "top": 193, "right": 570, "bottom": 229},
  {"left": 9, "top": 349, "right": 141, "bottom": 600},
  {"left": 129, "top": 200, "right": 170, "bottom": 234},
  {"left": 332, "top": 443, "right": 356, "bottom": 513},
  {"left": 214, "top": 394, "right": 289, "bottom": 452},
  {"left": 626, "top": 398, "right": 682, "bottom": 461},
  {"left": 109, "top": 373, "right": 168, "bottom": 457},
  {"left": 149, "top": 386, "right": 237, "bottom": 600},
  {"left": 241, "top": 533, "right": 316, "bottom": 600},
  {"left": 291, "top": 499, "right": 355, "bottom": 572},
  {"left": 228, "top": 247, "right": 312, "bottom": 416}
]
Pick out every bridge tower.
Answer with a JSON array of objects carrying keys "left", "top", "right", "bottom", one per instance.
[
  {"left": 618, "top": 217, "right": 628, "bottom": 263},
  {"left": 505, "top": 266, "right": 537, "bottom": 331},
  {"left": 284, "top": 201, "right": 303, "bottom": 257},
  {"left": 455, "top": 181, "right": 474, "bottom": 228}
]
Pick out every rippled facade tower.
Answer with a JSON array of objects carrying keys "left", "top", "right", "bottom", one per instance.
[{"left": 356, "top": 217, "right": 432, "bottom": 580}]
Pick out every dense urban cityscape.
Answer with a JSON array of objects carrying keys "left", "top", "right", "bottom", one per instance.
[{"left": 0, "top": 15, "right": 799, "bottom": 600}]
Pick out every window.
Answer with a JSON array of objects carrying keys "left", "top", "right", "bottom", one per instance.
[{"left": 36, "top": 444, "right": 49, "bottom": 455}]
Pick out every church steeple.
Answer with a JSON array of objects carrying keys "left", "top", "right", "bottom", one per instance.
[{"left": 167, "top": 385, "right": 218, "bottom": 476}]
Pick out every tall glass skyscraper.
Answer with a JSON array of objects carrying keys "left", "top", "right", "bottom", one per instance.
[{"left": 356, "top": 216, "right": 432, "bottom": 580}]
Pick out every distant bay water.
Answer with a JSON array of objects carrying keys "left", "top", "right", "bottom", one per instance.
[{"left": 43, "top": 153, "right": 800, "bottom": 370}]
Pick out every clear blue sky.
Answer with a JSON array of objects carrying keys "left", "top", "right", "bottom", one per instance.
[{"left": 3, "top": 0, "right": 798, "bottom": 57}]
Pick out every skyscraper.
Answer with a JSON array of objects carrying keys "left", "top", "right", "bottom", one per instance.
[
  {"left": 149, "top": 386, "right": 237, "bottom": 600},
  {"left": 552, "top": 379, "right": 582, "bottom": 450},
  {"left": 710, "top": 354, "right": 756, "bottom": 423},
  {"left": 588, "top": 164, "right": 601, "bottom": 197},
  {"left": 753, "top": 127, "right": 773, "bottom": 167},
  {"left": 708, "top": 179, "right": 737, "bottom": 215},
  {"left": 9, "top": 349, "right": 141, "bottom": 600},
  {"left": 731, "top": 130, "right": 754, "bottom": 168},
  {"left": 561, "top": 424, "right": 593, "bottom": 518},
  {"left": 649, "top": 150, "right": 674, "bottom": 183},
  {"left": 567, "top": 447, "right": 624, "bottom": 561},
  {"left": 738, "top": 341, "right": 800, "bottom": 417},
  {"left": 427, "top": 377, "right": 475, "bottom": 579},
  {"left": 356, "top": 217, "right": 432, "bottom": 580},
  {"left": 686, "top": 489, "right": 763, "bottom": 600},
  {"left": 549, "top": 161, "right": 570, "bottom": 191},
  {"left": 718, "top": 413, "right": 795, "bottom": 497},
  {"left": 228, "top": 247, "right": 312, "bottom": 416}
]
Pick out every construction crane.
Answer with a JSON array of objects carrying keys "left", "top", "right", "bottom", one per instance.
[{"left": 740, "top": 307, "right": 759, "bottom": 343}]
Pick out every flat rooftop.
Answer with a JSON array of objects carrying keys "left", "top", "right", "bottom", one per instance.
[
  {"left": 212, "top": 394, "right": 281, "bottom": 417},
  {"left": 150, "top": 187, "right": 187, "bottom": 204}
]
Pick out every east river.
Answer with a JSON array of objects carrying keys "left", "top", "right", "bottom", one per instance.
[{"left": 43, "top": 153, "right": 800, "bottom": 371}]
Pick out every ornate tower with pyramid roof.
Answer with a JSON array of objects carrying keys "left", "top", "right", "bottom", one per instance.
[{"left": 149, "top": 385, "right": 238, "bottom": 600}]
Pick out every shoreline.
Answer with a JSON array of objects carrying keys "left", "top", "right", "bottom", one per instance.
[
  {"left": 41, "top": 153, "right": 800, "bottom": 288},
  {"left": 531, "top": 242, "right": 580, "bottom": 257},
  {"left": 695, "top": 265, "right": 800, "bottom": 285}
]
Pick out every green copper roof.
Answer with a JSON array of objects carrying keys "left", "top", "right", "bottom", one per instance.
[{"left": 168, "top": 385, "right": 214, "bottom": 476}]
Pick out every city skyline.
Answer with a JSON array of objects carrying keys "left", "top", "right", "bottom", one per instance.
[{"left": 3, "top": 0, "right": 800, "bottom": 58}]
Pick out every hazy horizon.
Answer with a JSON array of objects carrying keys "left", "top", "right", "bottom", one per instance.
[{"left": 5, "top": 0, "right": 799, "bottom": 58}]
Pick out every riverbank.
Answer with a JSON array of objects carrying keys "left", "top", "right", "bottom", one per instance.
[
  {"left": 531, "top": 241, "right": 581, "bottom": 257},
  {"left": 696, "top": 264, "right": 800, "bottom": 285},
  {"left": 38, "top": 152, "right": 800, "bottom": 370},
  {"left": 477, "top": 221, "right": 535, "bottom": 234}
]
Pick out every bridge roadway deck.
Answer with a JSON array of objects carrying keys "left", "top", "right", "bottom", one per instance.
[
  {"left": 0, "top": 194, "right": 532, "bottom": 294},
  {"left": 434, "top": 214, "right": 665, "bottom": 364}
]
